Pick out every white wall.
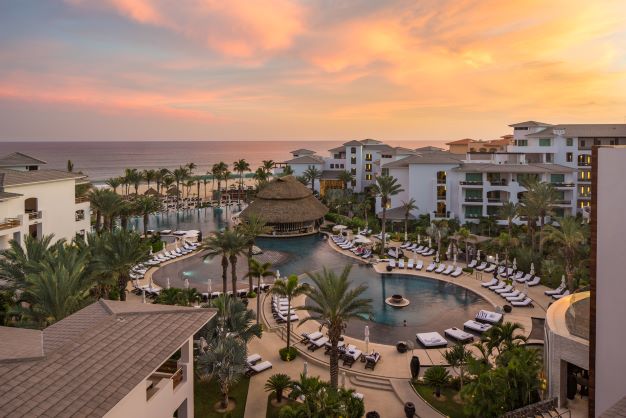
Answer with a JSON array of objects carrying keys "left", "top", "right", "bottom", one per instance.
[{"left": 593, "top": 147, "right": 626, "bottom": 416}]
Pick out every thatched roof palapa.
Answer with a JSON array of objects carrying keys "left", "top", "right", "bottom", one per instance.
[
  {"left": 240, "top": 176, "right": 328, "bottom": 224},
  {"left": 144, "top": 187, "right": 161, "bottom": 196}
]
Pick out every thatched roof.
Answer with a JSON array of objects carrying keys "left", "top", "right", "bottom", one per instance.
[
  {"left": 240, "top": 176, "right": 328, "bottom": 223},
  {"left": 144, "top": 187, "right": 160, "bottom": 196}
]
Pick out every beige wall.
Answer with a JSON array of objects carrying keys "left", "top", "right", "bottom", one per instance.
[
  {"left": 105, "top": 338, "right": 195, "bottom": 418},
  {"left": 594, "top": 147, "right": 626, "bottom": 416}
]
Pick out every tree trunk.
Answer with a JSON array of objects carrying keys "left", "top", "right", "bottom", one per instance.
[
  {"left": 380, "top": 204, "right": 387, "bottom": 255},
  {"left": 435, "top": 386, "right": 441, "bottom": 397},
  {"left": 329, "top": 326, "right": 341, "bottom": 388},
  {"left": 404, "top": 218, "right": 408, "bottom": 241},
  {"left": 143, "top": 213, "right": 149, "bottom": 236},
  {"left": 230, "top": 255, "right": 238, "bottom": 295},
  {"left": 247, "top": 245, "right": 253, "bottom": 292},
  {"left": 286, "top": 297, "right": 291, "bottom": 350},
  {"left": 221, "top": 255, "right": 228, "bottom": 294},
  {"left": 95, "top": 210, "right": 102, "bottom": 232},
  {"left": 256, "top": 276, "right": 261, "bottom": 324},
  {"left": 221, "top": 390, "right": 229, "bottom": 409},
  {"left": 118, "top": 274, "right": 128, "bottom": 301},
  {"left": 539, "top": 213, "right": 546, "bottom": 254}
]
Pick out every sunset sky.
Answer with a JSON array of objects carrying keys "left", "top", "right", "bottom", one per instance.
[{"left": 1, "top": 0, "right": 625, "bottom": 141}]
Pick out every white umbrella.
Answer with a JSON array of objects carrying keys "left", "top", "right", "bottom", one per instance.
[
  {"left": 495, "top": 254, "right": 499, "bottom": 264},
  {"left": 530, "top": 263, "right": 535, "bottom": 276},
  {"left": 166, "top": 277, "right": 170, "bottom": 289},
  {"left": 208, "top": 278, "right": 212, "bottom": 294},
  {"left": 364, "top": 325, "right": 370, "bottom": 353},
  {"left": 512, "top": 258, "right": 517, "bottom": 270},
  {"left": 149, "top": 276, "right": 154, "bottom": 289},
  {"left": 447, "top": 243, "right": 452, "bottom": 256},
  {"left": 428, "top": 237, "right": 432, "bottom": 247},
  {"left": 354, "top": 235, "right": 372, "bottom": 244},
  {"left": 561, "top": 275, "right": 566, "bottom": 288},
  {"left": 477, "top": 249, "right": 481, "bottom": 259},
  {"left": 184, "top": 278, "right": 190, "bottom": 289},
  {"left": 333, "top": 224, "right": 347, "bottom": 232},
  {"left": 303, "top": 361, "right": 308, "bottom": 378},
  {"left": 142, "top": 289, "right": 146, "bottom": 304},
  {"left": 149, "top": 247, "right": 153, "bottom": 255},
  {"left": 341, "top": 371, "right": 347, "bottom": 388},
  {"left": 417, "top": 234, "right": 421, "bottom": 244},
  {"left": 453, "top": 253, "right": 457, "bottom": 267},
  {"left": 276, "top": 270, "right": 280, "bottom": 279}
]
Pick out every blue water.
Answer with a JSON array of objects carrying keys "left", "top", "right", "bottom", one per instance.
[
  {"left": 127, "top": 206, "right": 235, "bottom": 236},
  {"left": 177, "top": 234, "right": 491, "bottom": 343}
]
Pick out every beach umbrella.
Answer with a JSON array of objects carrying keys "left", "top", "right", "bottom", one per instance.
[
  {"left": 495, "top": 254, "right": 499, "bottom": 264},
  {"left": 184, "top": 278, "right": 190, "bottom": 290},
  {"left": 512, "top": 258, "right": 517, "bottom": 271},
  {"left": 453, "top": 253, "right": 457, "bottom": 267},
  {"left": 428, "top": 237, "right": 432, "bottom": 247},
  {"left": 435, "top": 251, "right": 440, "bottom": 264},
  {"left": 142, "top": 289, "right": 146, "bottom": 304},
  {"left": 333, "top": 225, "right": 347, "bottom": 232},
  {"left": 166, "top": 277, "right": 170, "bottom": 289},
  {"left": 208, "top": 278, "right": 212, "bottom": 294},
  {"left": 354, "top": 235, "right": 371, "bottom": 244},
  {"left": 364, "top": 325, "right": 370, "bottom": 354},
  {"left": 417, "top": 234, "right": 421, "bottom": 244},
  {"left": 341, "top": 371, "right": 347, "bottom": 388},
  {"left": 447, "top": 243, "right": 452, "bottom": 256},
  {"left": 303, "top": 361, "right": 308, "bottom": 378},
  {"left": 560, "top": 275, "right": 566, "bottom": 288},
  {"left": 477, "top": 249, "right": 481, "bottom": 260},
  {"left": 149, "top": 247, "right": 153, "bottom": 255},
  {"left": 276, "top": 270, "right": 280, "bottom": 279},
  {"left": 530, "top": 263, "right": 535, "bottom": 276},
  {"left": 149, "top": 276, "right": 154, "bottom": 289}
]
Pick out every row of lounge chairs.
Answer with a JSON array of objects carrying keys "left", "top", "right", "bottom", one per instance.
[
  {"left": 396, "top": 242, "right": 437, "bottom": 257},
  {"left": 545, "top": 284, "right": 571, "bottom": 300},
  {"left": 245, "top": 353, "right": 272, "bottom": 376},
  {"left": 416, "top": 309, "right": 504, "bottom": 348},
  {"left": 331, "top": 235, "right": 372, "bottom": 259},
  {"left": 272, "top": 296, "right": 299, "bottom": 323},
  {"left": 301, "top": 331, "right": 382, "bottom": 370},
  {"left": 145, "top": 241, "right": 200, "bottom": 266},
  {"left": 480, "top": 278, "right": 535, "bottom": 307}
]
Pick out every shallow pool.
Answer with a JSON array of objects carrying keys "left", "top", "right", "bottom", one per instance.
[
  {"left": 128, "top": 206, "right": 237, "bottom": 236},
  {"left": 172, "top": 234, "right": 491, "bottom": 344}
]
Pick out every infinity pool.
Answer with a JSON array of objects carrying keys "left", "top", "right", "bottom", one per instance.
[
  {"left": 166, "top": 234, "right": 491, "bottom": 344},
  {"left": 128, "top": 206, "right": 236, "bottom": 236}
]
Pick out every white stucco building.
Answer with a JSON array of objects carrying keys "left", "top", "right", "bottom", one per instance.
[{"left": 0, "top": 152, "right": 90, "bottom": 249}]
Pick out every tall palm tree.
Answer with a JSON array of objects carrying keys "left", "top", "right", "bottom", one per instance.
[
  {"left": 238, "top": 214, "right": 271, "bottom": 290},
  {"left": 203, "top": 229, "right": 238, "bottom": 294},
  {"left": 203, "top": 295, "right": 262, "bottom": 344},
  {"left": 426, "top": 220, "right": 449, "bottom": 254},
  {"left": 272, "top": 274, "right": 309, "bottom": 354},
  {"left": 226, "top": 229, "right": 248, "bottom": 295},
  {"left": 299, "top": 265, "right": 372, "bottom": 388},
  {"left": 155, "top": 168, "right": 171, "bottom": 195},
  {"left": 116, "top": 200, "right": 135, "bottom": 230},
  {"left": 133, "top": 195, "right": 161, "bottom": 236},
  {"left": 162, "top": 175, "right": 175, "bottom": 196},
  {"left": 89, "top": 189, "right": 121, "bottom": 232},
  {"left": 482, "top": 321, "right": 527, "bottom": 356},
  {"left": 172, "top": 166, "right": 190, "bottom": 207},
  {"left": 281, "top": 165, "right": 294, "bottom": 176},
  {"left": 105, "top": 177, "right": 122, "bottom": 194},
  {"left": 211, "top": 162, "right": 229, "bottom": 205},
  {"left": 91, "top": 230, "right": 150, "bottom": 301},
  {"left": 337, "top": 170, "right": 354, "bottom": 190},
  {"left": 123, "top": 168, "right": 142, "bottom": 196},
  {"left": 143, "top": 169, "right": 157, "bottom": 191},
  {"left": 246, "top": 259, "right": 274, "bottom": 324},
  {"left": 443, "top": 343, "right": 472, "bottom": 390},
  {"left": 253, "top": 167, "right": 269, "bottom": 187},
  {"left": 186, "top": 162, "right": 196, "bottom": 176},
  {"left": 370, "top": 175, "right": 404, "bottom": 254},
  {"left": 401, "top": 198, "right": 418, "bottom": 241},
  {"left": 542, "top": 216, "right": 587, "bottom": 291},
  {"left": 184, "top": 179, "right": 195, "bottom": 199},
  {"left": 233, "top": 159, "right": 250, "bottom": 202},
  {"left": 66, "top": 159, "right": 74, "bottom": 172},
  {"left": 499, "top": 201, "right": 519, "bottom": 237},
  {"left": 303, "top": 166, "right": 322, "bottom": 193},
  {"left": 23, "top": 244, "right": 93, "bottom": 324},
  {"left": 0, "top": 234, "right": 60, "bottom": 287},
  {"left": 262, "top": 160, "right": 275, "bottom": 175},
  {"left": 533, "top": 182, "right": 558, "bottom": 254}
]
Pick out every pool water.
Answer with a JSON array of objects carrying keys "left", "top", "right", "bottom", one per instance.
[
  {"left": 173, "top": 234, "right": 491, "bottom": 344},
  {"left": 128, "top": 206, "right": 236, "bottom": 236}
]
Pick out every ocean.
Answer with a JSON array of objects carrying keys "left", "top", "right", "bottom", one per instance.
[{"left": 0, "top": 140, "right": 447, "bottom": 182}]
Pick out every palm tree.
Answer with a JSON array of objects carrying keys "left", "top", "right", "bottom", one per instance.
[
  {"left": 203, "top": 229, "right": 241, "bottom": 294},
  {"left": 281, "top": 165, "right": 294, "bottom": 176},
  {"left": 370, "top": 175, "right": 404, "bottom": 254},
  {"left": 123, "top": 168, "right": 143, "bottom": 195},
  {"left": 482, "top": 322, "right": 527, "bottom": 356},
  {"left": 203, "top": 294, "right": 262, "bottom": 343},
  {"left": 143, "top": 169, "right": 157, "bottom": 190},
  {"left": 494, "top": 232, "right": 519, "bottom": 278},
  {"left": 116, "top": 200, "right": 135, "bottom": 230},
  {"left": 253, "top": 167, "right": 269, "bottom": 187},
  {"left": 238, "top": 214, "right": 271, "bottom": 290},
  {"left": 338, "top": 170, "right": 354, "bottom": 190},
  {"left": 155, "top": 168, "right": 170, "bottom": 195},
  {"left": 262, "top": 160, "right": 275, "bottom": 175},
  {"left": 300, "top": 265, "right": 372, "bottom": 388},
  {"left": 443, "top": 343, "right": 472, "bottom": 390},
  {"left": 423, "top": 366, "right": 451, "bottom": 397},
  {"left": 0, "top": 234, "right": 60, "bottom": 287},
  {"left": 401, "top": 198, "right": 418, "bottom": 241},
  {"left": 226, "top": 229, "right": 248, "bottom": 295},
  {"left": 233, "top": 159, "right": 250, "bottom": 202},
  {"left": 272, "top": 274, "right": 309, "bottom": 354},
  {"left": 499, "top": 201, "right": 519, "bottom": 237},
  {"left": 265, "top": 374, "right": 291, "bottom": 403},
  {"left": 456, "top": 226, "right": 474, "bottom": 261},
  {"left": 246, "top": 259, "right": 274, "bottom": 323},
  {"left": 172, "top": 166, "right": 190, "bottom": 207},
  {"left": 542, "top": 216, "right": 587, "bottom": 291},
  {"left": 133, "top": 195, "right": 161, "bottom": 236},
  {"left": 89, "top": 188, "right": 121, "bottom": 232},
  {"left": 426, "top": 220, "right": 449, "bottom": 254},
  {"left": 184, "top": 178, "right": 195, "bottom": 199},
  {"left": 105, "top": 177, "right": 122, "bottom": 194},
  {"left": 23, "top": 244, "right": 93, "bottom": 324},
  {"left": 91, "top": 230, "right": 150, "bottom": 301},
  {"left": 211, "top": 162, "right": 229, "bottom": 205},
  {"left": 67, "top": 159, "right": 74, "bottom": 172},
  {"left": 186, "top": 162, "right": 196, "bottom": 176},
  {"left": 303, "top": 166, "right": 322, "bottom": 193},
  {"left": 162, "top": 175, "right": 175, "bottom": 196}
]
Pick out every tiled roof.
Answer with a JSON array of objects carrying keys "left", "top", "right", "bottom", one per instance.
[
  {"left": 446, "top": 138, "right": 474, "bottom": 145},
  {"left": 343, "top": 140, "right": 364, "bottom": 146},
  {"left": 376, "top": 206, "right": 417, "bottom": 221},
  {"left": 283, "top": 155, "right": 324, "bottom": 165},
  {"left": 0, "top": 327, "right": 43, "bottom": 361},
  {"left": 508, "top": 121, "right": 553, "bottom": 128},
  {"left": 525, "top": 124, "right": 626, "bottom": 138},
  {"left": 320, "top": 170, "right": 341, "bottom": 180},
  {"left": 453, "top": 163, "right": 575, "bottom": 173},
  {"left": 414, "top": 146, "right": 444, "bottom": 152},
  {"left": 0, "top": 152, "right": 46, "bottom": 167},
  {"left": 0, "top": 169, "right": 88, "bottom": 187},
  {"left": 0, "top": 300, "right": 215, "bottom": 417},
  {"left": 359, "top": 139, "right": 383, "bottom": 145},
  {"left": 290, "top": 148, "right": 316, "bottom": 155},
  {"left": 328, "top": 146, "right": 345, "bottom": 153},
  {"left": 384, "top": 151, "right": 464, "bottom": 168}
]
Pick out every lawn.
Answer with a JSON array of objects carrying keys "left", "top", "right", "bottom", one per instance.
[
  {"left": 413, "top": 383, "right": 469, "bottom": 418},
  {"left": 195, "top": 376, "right": 250, "bottom": 418},
  {"left": 266, "top": 394, "right": 297, "bottom": 418}
]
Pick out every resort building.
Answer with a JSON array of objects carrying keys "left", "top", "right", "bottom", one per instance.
[
  {"left": 381, "top": 121, "right": 626, "bottom": 223},
  {"left": 0, "top": 300, "right": 215, "bottom": 418},
  {"left": 0, "top": 152, "right": 91, "bottom": 249},
  {"left": 275, "top": 140, "right": 417, "bottom": 194},
  {"left": 240, "top": 175, "right": 328, "bottom": 236}
]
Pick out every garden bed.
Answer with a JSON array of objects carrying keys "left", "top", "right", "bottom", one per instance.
[
  {"left": 195, "top": 376, "right": 250, "bottom": 418},
  {"left": 266, "top": 394, "right": 297, "bottom": 418},
  {"left": 412, "top": 382, "right": 469, "bottom": 418}
]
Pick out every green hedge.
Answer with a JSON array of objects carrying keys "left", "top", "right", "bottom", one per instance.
[{"left": 279, "top": 347, "right": 298, "bottom": 361}]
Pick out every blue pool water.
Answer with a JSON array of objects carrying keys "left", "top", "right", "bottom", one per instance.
[
  {"left": 128, "top": 206, "right": 236, "bottom": 236},
  {"left": 167, "top": 234, "right": 491, "bottom": 343}
]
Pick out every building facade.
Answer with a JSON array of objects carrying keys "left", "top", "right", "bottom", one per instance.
[{"left": 0, "top": 152, "right": 91, "bottom": 249}]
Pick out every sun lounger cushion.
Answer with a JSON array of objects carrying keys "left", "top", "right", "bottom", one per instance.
[
  {"left": 464, "top": 320, "right": 492, "bottom": 333},
  {"left": 475, "top": 310, "right": 503, "bottom": 324},
  {"left": 444, "top": 327, "right": 474, "bottom": 343},
  {"left": 246, "top": 354, "right": 262, "bottom": 365},
  {"left": 511, "top": 298, "right": 533, "bottom": 307},
  {"left": 249, "top": 360, "right": 272, "bottom": 374},
  {"left": 416, "top": 332, "right": 448, "bottom": 347}
]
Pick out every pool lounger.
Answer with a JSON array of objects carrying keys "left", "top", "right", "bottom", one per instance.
[
  {"left": 480, "top": 278, "right": 498, "bottom": 287},
  {"left": 467, "top": 259, "right": 478, "bottom": 268},
  {"left": 416, "top": 332, "right": 448, "bottom": 348},
  {"left": 464, "top": 320, "right": 493, "bottom": 334},
  {"left": 398, "top": 259, "right": 405, "bottom": 269},
  {"left": 308, "top": 336, "right": 329, "bottom": 351},
  {"left": 484, "top": 264, "right": 496, "bottom": 273},
  {"left": 526, "top": 276, "right": 541, "bottom": 286},
  {"left": 495, "top": 285, "right": 513, "bottom": 294},
  {"left": 444, "top": 327, "right": 474, "bottom": 343},
  {"left": 425, "top": 262, "right": 436, "bottom": 272},
  {"left": 511, "top": 297, "right": 533, "bottom": 307},
  {"left": 342, "top": 347, "right": 362, "bottom": 367},
  {"left": 442, "top": 265, "right": 455, "bottom": 275},
  {"left": 364, "top": 352, "right": 381, "bottom": 370},
  {"left": 407, "top": 259, "right": 414, "bottom": 269},
  {"left": 301, "top": 331, "right": 323, "bottom": 344},
  {"left": 246, "top": 360, "right": 272, "bottom": 376},
  {"left": 450, "top": 267, "right": 463, "bottom": 277},
  {"left": 246, "top": 353, "right": 262, "bottom": 365},
  {"left": 415, "top": 260, "right": 424, "bottom": 270},
  {"left": 434, "top": 264, "right": 446, "bottom": 274},
  {"left": 475, "top": 310, "right": 503, "bottom": 324},
  {"left": 501, "top": 290, "right": 520, "bottom": 298},
  {"left": 475, "top": 262, "right": 487, "bottom": 271}
]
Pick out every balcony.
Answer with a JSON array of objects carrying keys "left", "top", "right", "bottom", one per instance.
[
  {"left": 487, "top": 198, "right": 506, "bottom": 204},
  {"left": 464, "top": 213, "right": 482, "bottom": 219},
  {"left": 75, "top": 210, "right": 85, "bottom": 222},
  {"left": 0, "top": 218, "right": 21, "bottom": 231},
  {"left": 75, "top": 196, "right": 90, "bottom": 204},
  {"left": 487, "top": 179, "right": 507, "bottom": 186},
  {"left": 27, "top": 211, "right": 42, "bottom": 221},
  {"left": 460, "top": 181, "right": 483, "bottom": 186},
  {"left": 550, "top": 182, "right": 575, "bottom": 188},
  {"left": 554, "top": 200, "right": 572, "bottom": 205},
  {"left": 146, "top": 359, "right": 184, "bottom": 401},
  {"left": 464, "top": 197, "right": 483, "bottom": 203}
]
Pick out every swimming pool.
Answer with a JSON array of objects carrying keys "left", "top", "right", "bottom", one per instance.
[
  {"left": 164, "top": 234, "right": 491, "bottom": 344},
  {"left": 128, "top": 206, "right": 237, "bottom": 236}
]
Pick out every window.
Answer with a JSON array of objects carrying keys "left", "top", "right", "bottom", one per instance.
[
  {"left": 594, "top": 139, "right": 601, "bottom": 146},
  {"left": 436, "top": 171, "right": 446, "bottom": 184},
  {"left": 350, "top": 157, "right": 357, "bottom": 164},
  {"left": 610, "top": 139, "right": 616, "bottom": 145},
  {"left": 351, "top": 147, "right": 356, "bottom": 154},
  {"left": 365, "top": 174, "right": 372, "bottom": 180},
  {"left": 365, "top": 153, "right": 372, "bottom": 161},
  {"left": 465, "top": 189, "right": 482, "bottom": 201},
  {"left": 465, "top": 206, "right": 482, "bottom": 218},
  {"left": 578, "top": 154, "right": 591, "bottom": 166},
  {"left": 437, "top": 185, "right": 446, "bottom": 200},
  {"left": 351, "top": 179, "right": 356, "bottom": 187},
  {"left": 465, "top": 173, "right": 482, "bottom": 183},
  {"left": 566, "top": 138, "right": 573, "bottom": 146},
  {"left": 545, "top": 154, "right": 553, "bottom": 163},
  {"left": 330, "top": 164, "right": 334, "bottom": 169},
  {"left": 516, "top": 140, "right": 528, "bottom": 146},
  {"left": 578, "top": 170, "right": 591, "bottom": 181},
  {"left": 381, "top": 154, "right": 392, "bottom": 158},
  {"left": 539, "top": 138, "right": 551, "bottom": 146},
  {"left": 550, "top": 174, "right": 565, "bottom": 184},
  {"left": 351, "top": 168, "right": 356, "bottom": 175},
  {"left": 381, "top": 168, "right": 389, "bottom": 176},
  {"left": 566, "top": 152, "right": 573, "bottom": 162},
  {"left": 333, "top": 153, "right": 341, "bottom": 159},
  {"left": 365, "top": 163, "right": 372, "bottom": 172},
  {"left": 580, "top": 140, "right": 586, "bottom": 147},
  {"left": 339, "top": 164, "right": 344, "bottom": 169},
  {"left": 514, "top": 127, "right": 528, "bottom": 131}
]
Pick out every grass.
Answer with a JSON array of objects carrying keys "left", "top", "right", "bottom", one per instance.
[
  {"left": 413, "top": 382, "right": 469, "bottom": 418},
  {"left": 266, "top": 394, "right": 297, "bottom": 418},
  {"left": 195, "top": 376, "right": 250, "bottom": 418}
]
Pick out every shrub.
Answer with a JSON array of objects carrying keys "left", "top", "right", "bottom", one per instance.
[
  {"left": 247, "top": 291, "right": 257, "bottom": 298},
  {"left": 423, "top": 366, "right": 451, "bottom": 397},
  {"left": 279, "top": 347, "right": 298, "bottom": 361},
  {"left": 462, "top": 267, "right": 474, "bottom": 274}
]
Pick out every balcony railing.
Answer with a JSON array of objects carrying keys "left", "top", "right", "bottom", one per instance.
[
  {"left": 554, "top": 200, "right": 572, "bottom": 205},
  {"left": 75, "top": 196, "right": 90, "bottom": 204},
  {"left": 172, "top": 367, "right": 183, "bottom": 389},
  {"left": 487, "top": 179, "right": 507, "bottom": 186},
  {"left": 0, "top": 218, "right": 21, "bottom": 231},
  {"left": 464, "top": 197, "right": 483, "bottom": 202},
  {"left": 460, "top": 181, "right": 483, "bottom": 186},
  {"left": 550, "top": 182, "right": 575, "bottom": 188},
  {"left": 487, "top": 198, "right": 505, "bottom": 203},
  {"left": 27, "top": 211, "right": 42, "bottom": 220},
  {"left": 432, "top": 211, "right": 450, "bottom": 218},
  {"left": 465, "top": 213, "right": 482, "bottom": 219}
]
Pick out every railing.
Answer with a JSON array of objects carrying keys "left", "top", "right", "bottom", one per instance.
[
  {"left": 171, "top": 367, "right": 184, "bottom": 389},
  {"left": 432, "top": 211, "right": 449, "bottom": 218},
  {"left": 555, "top": 200, "right": 572, "bottom": 205},
  {"left": 487, "top": 179, "right": 507, "bottom": 186},
  {"left": 464, "top": 197, "right": 483, "bottom": 202},
  {"left": 465, "top": 213, "right": 482, "bottom": 219},
  {"left": 28, "top": 211, "right": 42, "bottom": 220},
  {"left": 436, "top": 195, "right": 447, "bottom": 200},
  {"left": 487, "top": 198, "right": 505, "bottom": 203},
  {"left": 75, "top": 196, "right": 90, "bottom": 204},
  {"left": 460, "top": 181, "right": 483, "bottom": 185},
  {"left": 0, "top": 218, "right": 21, "bottom": 230},
  {"left": 551, "top": 182, "right": 575, "bottom": 188},
  {"left": 500, "top": 398, "right": 567, "bottom": 418}
]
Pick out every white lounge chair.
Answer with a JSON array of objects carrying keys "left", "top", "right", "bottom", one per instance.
[
  {"left": 308, "top": 336, "right": 329, "bottom": 351},
  {"left": 553, "top": 290, "right": 571, "bottom": 300},
  {"left": 489, "top": 281, "right": 506, "bottom": 290},
  {"left": 495, "top": 285, "right": 513, "bottom": 294},
  {"left": 480, "top": 278, "right": 498, "bottom": 287},
  {"left": 400, "top": 241, "right": 411, "bottom": 248},
  {"left": 247, "top": 360, "right": 272, "bottom": 376},
  {"left": 442, "top": 265, "right": 455, "bottom": 275},
  {"left": 406, "top": 243, "right": 418, "bottom": 251},
  {"left": 464, "top": 320, "right": 492, "bottom": 333},
  {"left": 246, "top": 353, "right": 262, "bottom": 365},
  {"left": 511, "top": 298, "right": 533, "bottom": 307},
  {"left": 526, "top": 276, "right": 541, "bottom": 286},
  {"left": 426, "top": 262, "right": 436, "bottom": 272},
  {"left": 415, "top": 260, "right": 424, "bottom": 270},
  {"left": 545, "top": 284, "right": 566, "bottom": 296},
  {"left": 475, "top": 310, "right": 503, "bottom": 324},
  {"left": 484, "top": 264, "right": 496, "bottom": 273},
  {"left": 475, "top": 262, "right": 487, "bottom": 271},
  {"left": 506, "top": 292, "right": 526, "bottom": 302},
  {"left": 444, "top": 327, "right": 474, "bottom": 343},
  {"left": 450, "top": 267, "right": 463, "bottom": 277},
  {"left": 501, "top": 289, "right": 520, "bottom": 298},
  {"left": 407, "top": 259, "right": 414, "bottom": 269},
  {"left": 423, "top": 249, "right": 435, "bottom": 256},
  {"left": 416, "top": 332, "right": 448, "bottom": 348},
  {"left": 467, "top": 259, "right": 478, "bottom": 268},
  {"left": 435, "top": 264, "right": 446, "bottom": 274},
  {"left": 516, "top": 273, "right": 532, "bottom": 283},
  {"left": 398, "top": 259, "right": 405, "bottom": 269},
  {"left": 512, "top": 271, "right": 524, "bottom": 281},
  {"left": 388, "top": 259, "right": 396, "bottom": 269}
]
